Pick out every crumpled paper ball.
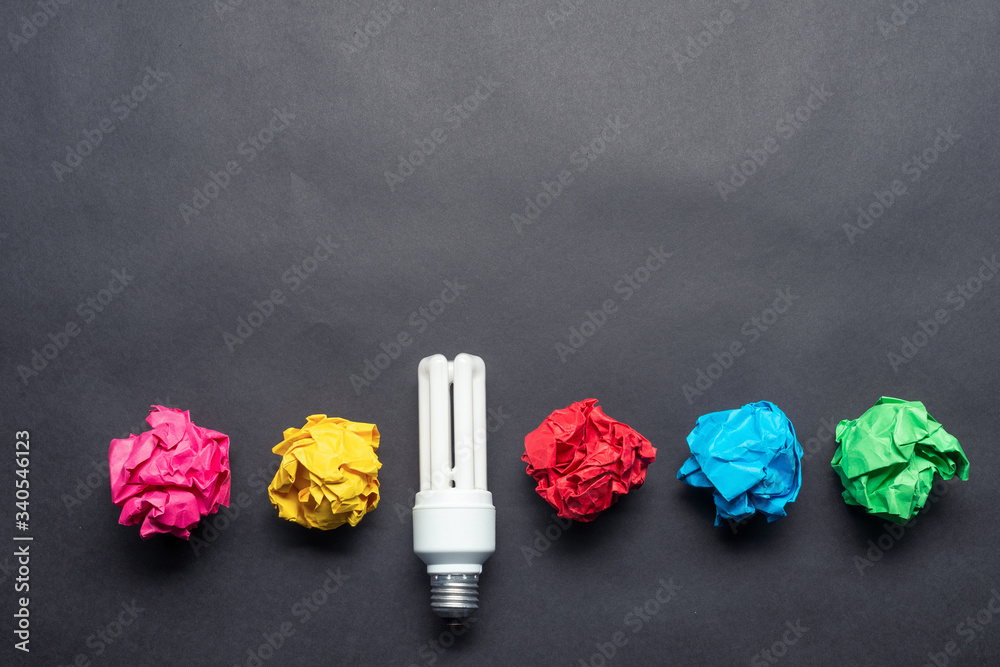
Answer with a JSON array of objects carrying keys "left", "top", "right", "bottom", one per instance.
[
  {"left": 268, "top": 415, "right": 381, "bottom": 530},
  {"left": 109, "top": 405, "right": 231, "bottom": 540},
  {"left": 677, "top": 401, "right": 802, "bottom": 526},
  {"left": 522, "top": 399, "right": 656, "bottom": 522},
  {"left": 832, "top": 396, "right": 970, "bottom": 524}
]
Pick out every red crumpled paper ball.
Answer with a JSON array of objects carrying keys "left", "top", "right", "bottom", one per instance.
[
  {"left": 522, "top": 399, "right": 656, "bottom": 522},
  {"left": 109, "top": 405, "right": 231, "bottom": 540}
]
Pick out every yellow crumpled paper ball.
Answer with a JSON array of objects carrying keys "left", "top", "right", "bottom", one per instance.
[{"left": 268, "top": 415, "right": 381, "bottom": 529}]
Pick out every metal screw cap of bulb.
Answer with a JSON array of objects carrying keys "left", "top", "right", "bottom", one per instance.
[
  {"left": 413, "top": 354, "right": 496, "bottom": 624},
  {"left": 430, "top": 573, "right": 479, "bottom": 620}
]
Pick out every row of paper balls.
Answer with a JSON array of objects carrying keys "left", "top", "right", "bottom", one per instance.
[{"left": 109, "top": 397, "right": 969, "bottom": 540}]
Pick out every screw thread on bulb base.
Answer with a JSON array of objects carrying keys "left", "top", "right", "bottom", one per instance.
[{"left": 429, "top": 573, "right": 479, "bottom": 619}]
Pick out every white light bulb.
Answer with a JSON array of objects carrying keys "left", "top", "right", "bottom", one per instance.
[{"left": 413, "top": 353, "right": 495, "bottom": 622}]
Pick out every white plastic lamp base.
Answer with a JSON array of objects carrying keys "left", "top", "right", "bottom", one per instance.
[{"left": 413, "top": 354, "right": 495, "bottom": 622}]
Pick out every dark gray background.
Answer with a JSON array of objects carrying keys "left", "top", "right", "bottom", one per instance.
[{"left": 1, "top": 1, "right": 998, "bottom": 665}]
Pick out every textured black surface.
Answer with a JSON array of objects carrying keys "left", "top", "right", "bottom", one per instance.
[{"left": 1, "top": 1, "right": 999, "bottom": 666}]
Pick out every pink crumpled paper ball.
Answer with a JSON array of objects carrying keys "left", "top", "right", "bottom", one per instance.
[{"left": 109, "top": 405, "right": 231, "bottom": 539}]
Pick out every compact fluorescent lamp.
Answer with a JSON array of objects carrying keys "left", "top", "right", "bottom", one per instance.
[{"left": 413, "top": 353, "right": 495, "bottom": 622}]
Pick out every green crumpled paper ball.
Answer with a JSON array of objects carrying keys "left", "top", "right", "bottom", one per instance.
[{"left": 831, "top": 397, "right": 969, "bottom": 524}]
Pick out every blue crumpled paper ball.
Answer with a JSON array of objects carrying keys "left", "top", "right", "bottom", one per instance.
[{"left": 677, "top": 401, "right": 803, "bottom": 526}]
